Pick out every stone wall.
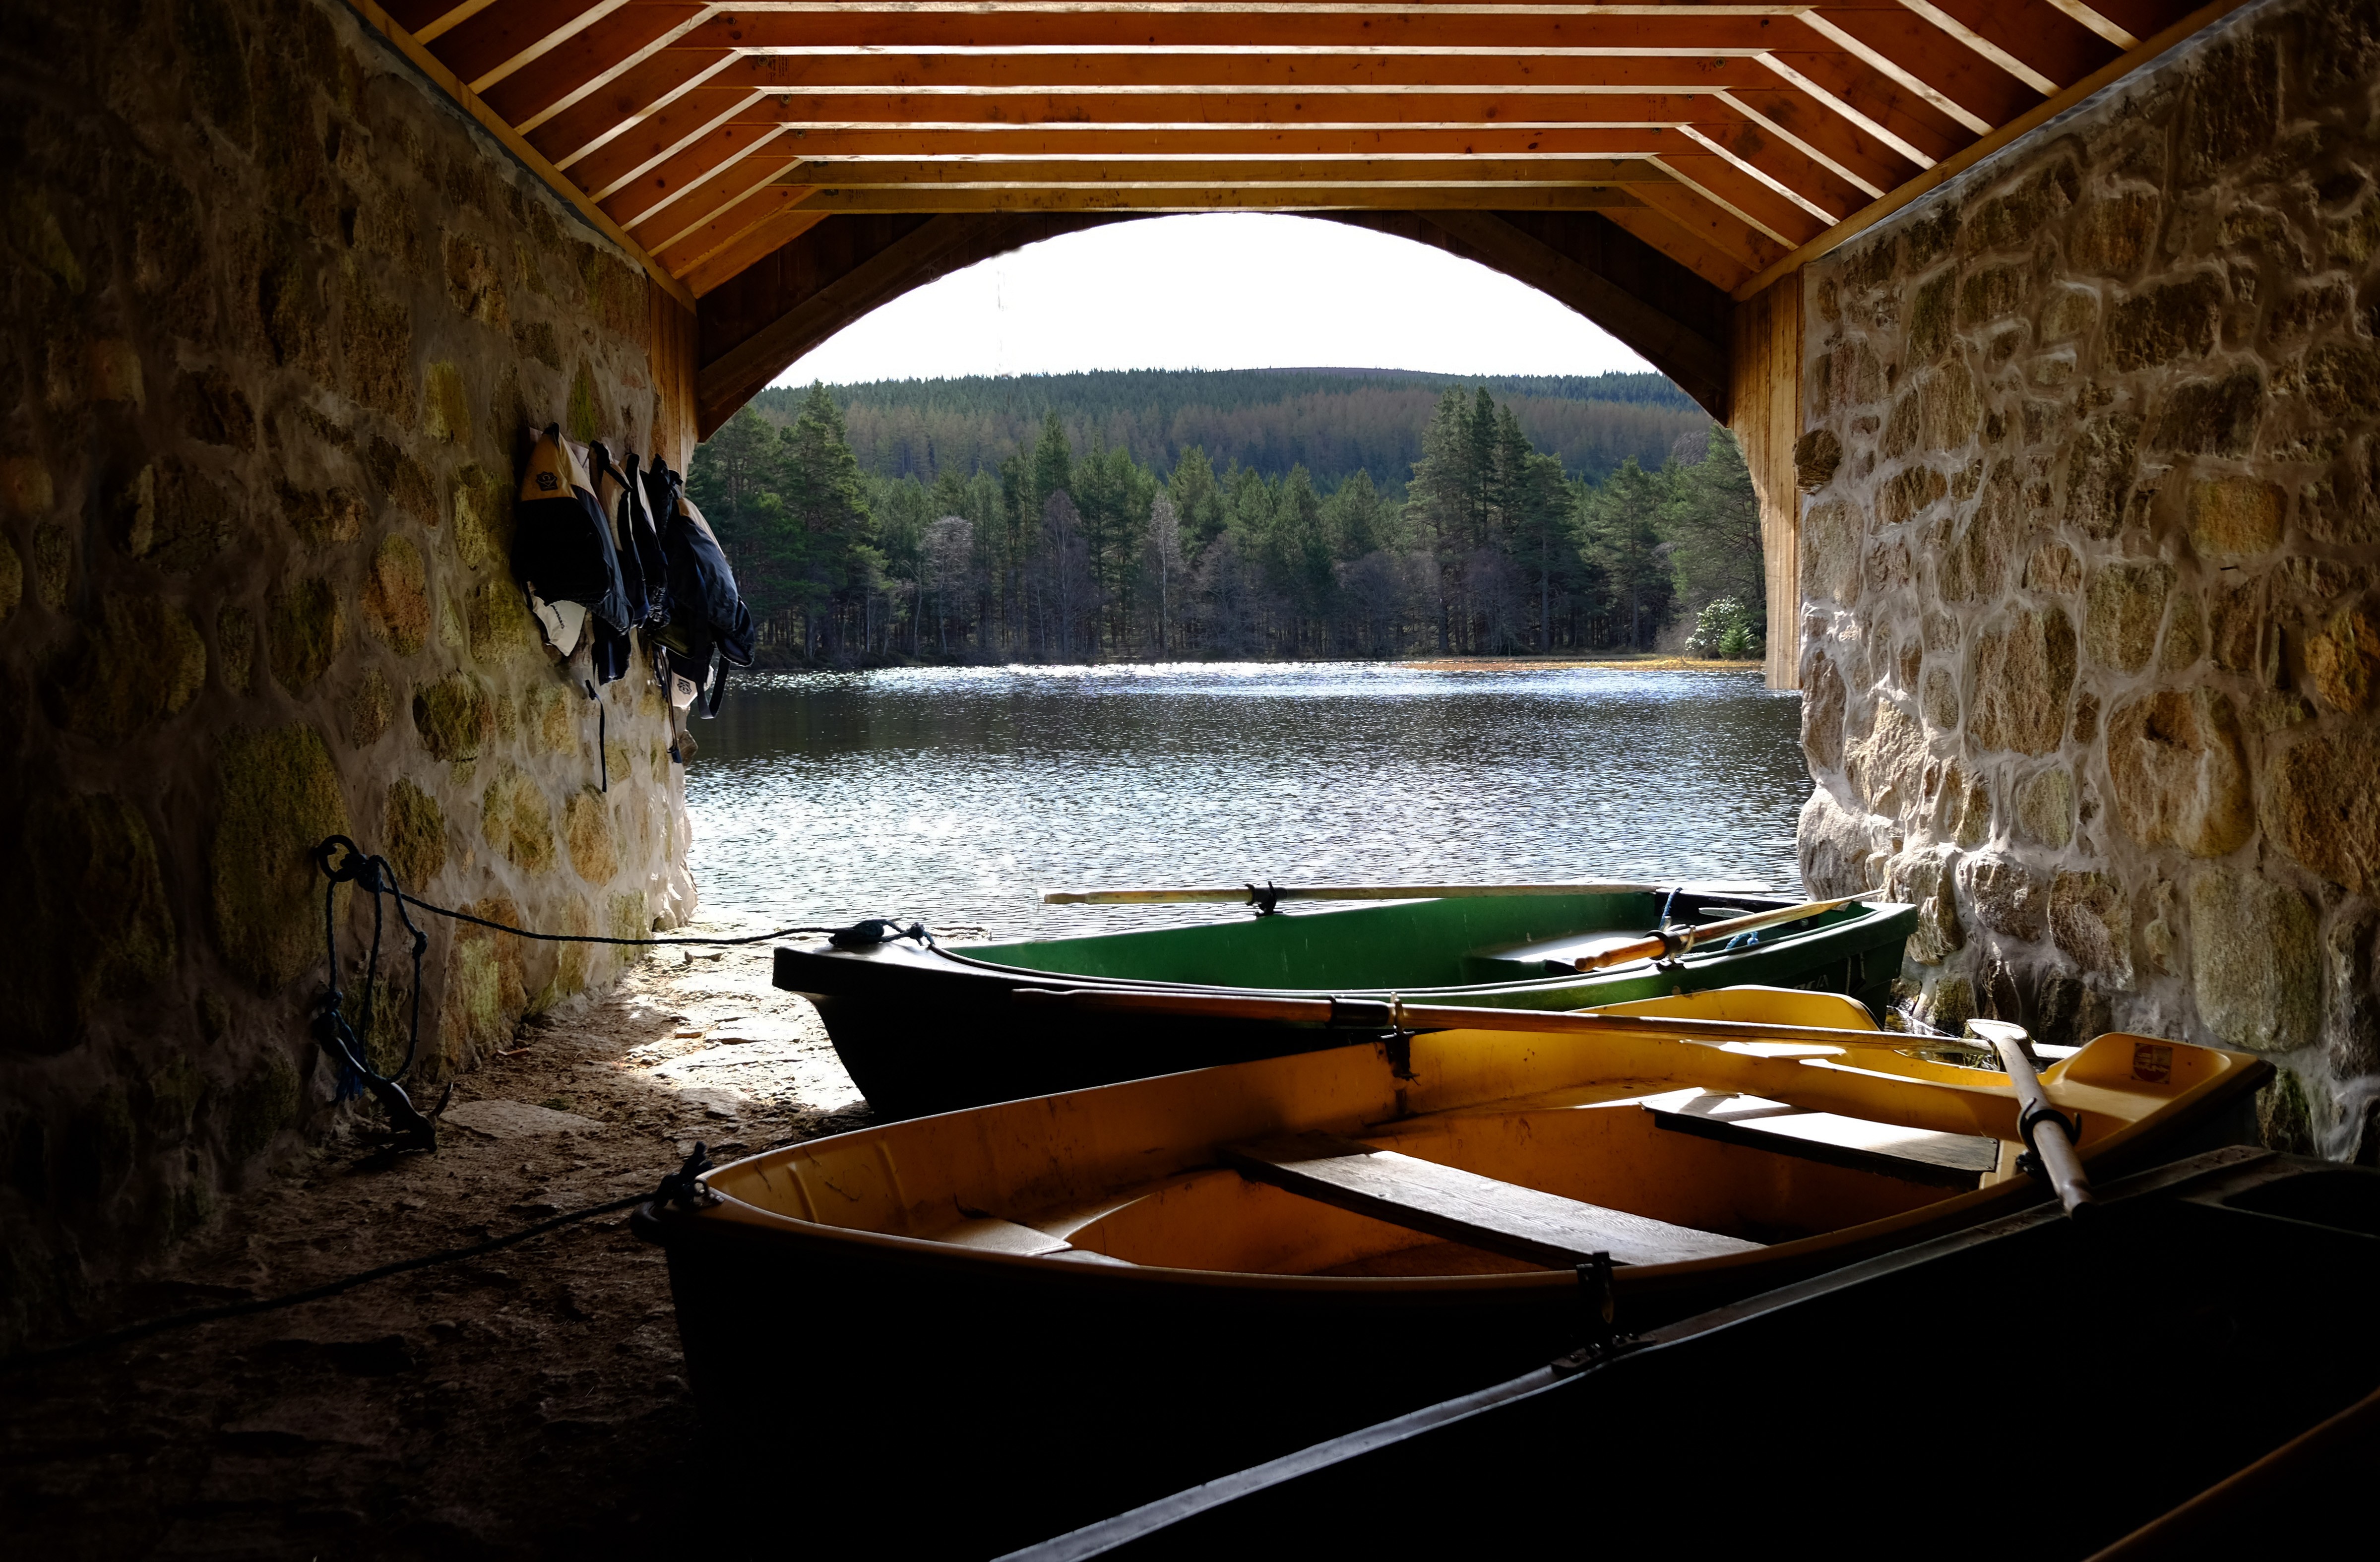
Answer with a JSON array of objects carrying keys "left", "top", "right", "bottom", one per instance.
[
  {"left": 0, "top": 0, "right": 697, "bottom": 1346},
  {"left": 1795, "top": 0, "right": 2380, "bottom": 1159}
]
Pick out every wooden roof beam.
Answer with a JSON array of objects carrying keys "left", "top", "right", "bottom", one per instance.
[
  {"left": 704, "top": 90, "right": 1725, "bottom": 126},
  {"left": 700, "top": 127, "right": 1709, "bottom": 159},
  {"left": 528, "top": 47, "right": 736, "bottom": 164},
  {"left": 778, "top": 157, "right": 1682, "bottom": 187},
  {"left": 662, "top": 50, "right": 1782, "bottom": 94},
  {"left": 1899, "top": 0, "right": 2118, "bottom": 95},
  {"left": 429, "top": 0, "right": 634, "bottom": 94},
  {"left": 1801, "top": 7, "right": 2035, "bottom": 132},
  {"left": 680, "top": 11, "right": 1801, "bottom": 52},
  {"left": 484, "top": 3, "right": 714, "bottom": 131},
  {"left": 778, "top": 185, "right": 1654, "bottom": 213},
  {"left": 1731, "top": 0, "right": 2250, "bottom": 298}
]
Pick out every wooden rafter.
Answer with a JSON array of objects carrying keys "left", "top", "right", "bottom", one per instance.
[{"left": 342, "top": 0, "right": 2231, "bottom": 425}]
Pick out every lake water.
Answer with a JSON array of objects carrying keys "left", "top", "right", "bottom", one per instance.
[{"left": 683, "top": 664, "right": 1811, "bottom": 941}]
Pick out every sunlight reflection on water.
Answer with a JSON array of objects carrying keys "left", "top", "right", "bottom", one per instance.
[{"left": 683, "top": 663, "right": 1810, "bottom": 940}]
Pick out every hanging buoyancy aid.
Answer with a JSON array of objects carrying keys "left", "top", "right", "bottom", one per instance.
[
  {"left": 615, "top": 451, "right": 670, "bottom": 631},
  {"left": 514, "top": 425, "right": 632, "bottom": 684},
  {"left": 641, "top": 456, "right": 755, "bottom": 717}
]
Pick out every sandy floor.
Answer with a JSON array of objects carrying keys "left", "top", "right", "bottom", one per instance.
[{"left": 1, "top": 934, "right": 864, "bottom": 1560}]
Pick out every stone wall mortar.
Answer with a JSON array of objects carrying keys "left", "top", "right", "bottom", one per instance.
[
  {"left": 0, "top": 0, "right": 695, "bottom": 1345},
  {"left": 1797, "top": 0, "right": 2380, "bottom": 1159}
]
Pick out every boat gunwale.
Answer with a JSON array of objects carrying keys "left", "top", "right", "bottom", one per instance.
[
  {"left": 776, "top": 896, "right": 1922, "bottom": 1005},
  {"left": 660, "top": 1033, "right": 2272, "bottom": 1296}
]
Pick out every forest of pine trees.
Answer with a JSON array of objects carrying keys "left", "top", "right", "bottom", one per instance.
[{"left": 689, "top": 382, "right": 1765, "bottom": 666}]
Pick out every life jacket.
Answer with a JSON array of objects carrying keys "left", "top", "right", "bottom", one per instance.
[
  {"left": 641, "top": 457, "right": 754, "bottom": 717},
  {"left": 514, "top": 425, "right": 631, "bottom": 685},
  {"left": 614, "top": 451, "right": 670, "bottom": 630}
]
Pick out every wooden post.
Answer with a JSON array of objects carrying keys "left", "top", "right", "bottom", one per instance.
[
  {"left": 649, "top": 287, "right": 700, "bottom": 472},
  {"left": 1728, "top": 272, "right": 1803, "bottom": 692}
]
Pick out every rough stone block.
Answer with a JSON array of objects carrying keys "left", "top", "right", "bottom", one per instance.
[
  {"left": 210, "top": 724, "right": 351, "bottom": 992},
  {"left": 2190, "top": 869, "right": 2319, "bottom": 1052},
  {"left": 2189, "top": 476, "right": 2286, "bottom": 558},
  {"left": 2305, "top": 600, "right": 2380, "bottom": 713},
  {"left": 2262, "top": 730, "right": 2380, "bottom": 893},
  {"left": 1960, "top": 853, "right": 2046, "bottom": 941},
  {"left": 2050, "top": 871, "right": 2132, "bottom": 987},
  {"left": 2082, "top": 560, "right": 2174, "bottom": 673},
  {"left": 2012, "top": 767, "right": 2075, "bottom": 850},
  {"left": 2061, "top": 412, "right": 2141, "bottom": 538},
  {"left": 1966, "top": 606, "right": 2077, "bottom": 757},
  {"left": 2105, "top": 688, "right": 2253, "bottom": 857}
]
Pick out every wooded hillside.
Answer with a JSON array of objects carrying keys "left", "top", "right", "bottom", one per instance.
[
  {"left": 747, "top": 369, "right": 1706, "bottom": 494},
  {"left": 691, "top": 378, "right": 1764, "bottom": 669}
]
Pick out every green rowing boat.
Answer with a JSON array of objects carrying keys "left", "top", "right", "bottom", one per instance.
[{"left": 772, "top": 886, "right": 1918, "bottom": 1117}]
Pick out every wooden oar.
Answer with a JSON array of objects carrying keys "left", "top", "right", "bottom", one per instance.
[
  {"left": 1012, "top": 987, "right": 1942, "bottom": 1055},
  {"left": 1041, "top": 881, "right": 1685, "bottom": 906},
  {"left": 1974, "top": 1019, "right": 2096, "bottom": 1218},
  {"left": 1571, "top": 895, "right": 1863, "bottom": 973}
]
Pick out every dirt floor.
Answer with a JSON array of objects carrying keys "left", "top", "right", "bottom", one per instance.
[{"left": 0, "top": 932, "right": 866, "bottom": 1561}]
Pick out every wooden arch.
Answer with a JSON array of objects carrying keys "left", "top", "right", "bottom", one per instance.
[{"left": 692, "top": 207, "right": 1734, "bottom": 436}]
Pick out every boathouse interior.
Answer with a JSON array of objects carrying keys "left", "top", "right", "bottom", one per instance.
[{"left": 4, "top": 0, "right": 2379, "bottom": 1551}]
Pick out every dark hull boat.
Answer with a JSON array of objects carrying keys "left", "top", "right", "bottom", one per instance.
[
  {"left": 774, "top": 886, "right": 1919, "bottom": 1115},
  {"left": 1010, "top": 1147, "right": 2380, "bottom": 1562},
  {"left": 635, "top": 991, "right": 2265, "bottom": 1558}
]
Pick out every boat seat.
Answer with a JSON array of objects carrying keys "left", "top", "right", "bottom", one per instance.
[
  {"left": 1640, "top": 1089, "right": 1998, "bottom": 1188},
  {"left": 1221, "top": 1132, "right": 1763, "bottom": 1269}
]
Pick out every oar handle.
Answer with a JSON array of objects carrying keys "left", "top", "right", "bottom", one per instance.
[
  {"left": 1014, "top": 988, "right": 1923, "bottom": 1052},
  {"left": 1976, "top": 1020, "right": 2095, "bottom": 1219},
  {"left": 1571, "top": 896, "right": 1861, "bottom": 973},
  {"left": 1041, "top": 882, "right": 1673, "bottom": 906}
]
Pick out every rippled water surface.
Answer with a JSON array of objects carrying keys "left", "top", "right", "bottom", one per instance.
[{"left": 684, "top": 664, "right": 1810, "bottom": 940}]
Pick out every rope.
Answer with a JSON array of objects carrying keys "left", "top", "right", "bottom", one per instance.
[
  {"left": 314, "top": 837, "right": 946, "bottom": 951},
  {"left": 0, "top": 1148, "right": 718, "bottom": 1376}
]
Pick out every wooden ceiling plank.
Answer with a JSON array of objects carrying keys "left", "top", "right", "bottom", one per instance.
[
  {"left": 607, "top": 123, "right": 793, "bottom": 228},
  {"left": 1626, "top": 178, "right": 1785, "bottom": 270},
  {"left": 637, "top": 146, "right": 810, "bottom": 252},
  {"left": 1758, "top": 50, "right": 1964, "bottom": 165},
  {"left": 1898, "top": 0, "right": 2117, "bottom": 94},
  {"left": 427, "top": 0, "right": 630, "bottom": 94},
  {"left": 2045, "top": 0, "right": 2141, "bottom": 48},
  {"left": 531, "top": 47, "right": 737, "bottom": 166},
  {"left": 682, "top": 12, "right": 1797, "bottom": 52},
  {"left": 1801, "top": 8, "right": 2031, "bottom": 132},
  {"left": 734, "top": 126, "right": 1693, "bottom": 158},
  {"left": 1644, "top": 153, "right": 1818, "bottom": 247},
  {"left": 1732, "top": 0, "right": 2254, "bottom": 299},
  {"left": 1713, "top": 87, "right": 1908, "bottom": 197},
  {"left": 680, "top": 49, "right": 1775, "bottom": 94},
  {"left": 781, "top": 156, "right": 1675, "bottom": 186},
  {"left": 2053, "top": 0, "right": 2168, "bottom": 46},
  {"left": 489, "top": 3, "right": 714, "bottom": 131},
  {"left": 685, "top": 209, "right": 834, "bottom": 298},
  {"left": 413, "top": 0, "right": 500, "bottom": 45},
  {"left": 742, "top": 90, "right": 1712, "bottom": 126},
  {"left": 781, "top": 186, "right": 1650, "bottom": 213},
  {"left": 343, "top": 0, "right": 695, "bottom": 309},
  {"left": 1593, "top": 200, "right": 1756, "bottom": 293},
  {"left": 582, "top": 89, "right": 771, "bottom": 201},
  {"left": 659, "top": 185, "right": 820, "bottom": 278},
  {"left": 1677, "top": 119, "right": 1858, "bottom": 221}
]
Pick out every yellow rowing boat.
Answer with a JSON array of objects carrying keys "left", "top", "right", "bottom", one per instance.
[{"left": 638, "top": 987, "right": 2266, "bottom": 1557}]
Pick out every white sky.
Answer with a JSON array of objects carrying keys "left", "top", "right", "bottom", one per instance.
[{"left": 770, "top": 213, "right": 1655, "bottom": 386}]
